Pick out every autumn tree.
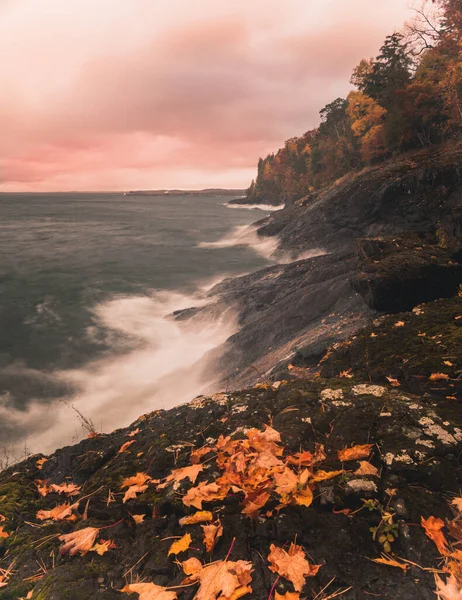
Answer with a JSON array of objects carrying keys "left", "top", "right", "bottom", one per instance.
[{"left": 346, "top": 91, "right": 388, "bottom": 161}]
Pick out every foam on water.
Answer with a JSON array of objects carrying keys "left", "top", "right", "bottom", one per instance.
[{"left": 225, "top": 203, "right": 285, "bottom": 212}]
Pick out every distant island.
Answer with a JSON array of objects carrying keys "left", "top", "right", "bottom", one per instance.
[{"left": 124, "top": 188, "right": 245, "bottom": 197}]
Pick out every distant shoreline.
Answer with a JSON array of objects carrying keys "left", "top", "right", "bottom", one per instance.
[{"left": 124, "top": 188, "right": 245, "bottom": 197}]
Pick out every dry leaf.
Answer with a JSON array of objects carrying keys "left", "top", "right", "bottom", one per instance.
[
  {"left": 339, "top": 370, "right": 353, "bottom": 378},
  {"left": 35, "top": 480, "right": 52, "bottom": 497},
  {"left": 132, "top": 514, "right": 146, "bottom": 525},
  {"left": 121, "top": 472, "right": 152, "bottom": 488},
  {"left": 371, "top": 555, "right": 408, "bottom": 571},
  {"left": 182, "top": 482, "right": 229, "bottom": 510},
  {"left": 435, "top": 574, "right": 462, "bottom": 600},
  {"left": 123, "top": 484, "right": 148, "bottom": 503},
  {"left": 168, "top": 533, "right": 192, "bottom": 556},
  {"left": 268, "top": 543, "right": 320, "bottom": 591},
  {"left": 158, "top": 464, "right": 203, "bottom": 490},
  {"left": 128, "top": 428, "right": 140, "bottom": 437},
  {"left": 0, "top": 514, "right": 5, "bottom": 522},
  {"left": 275, "top": 594, "right": 300, "bottom": 600},
  {"left": 421, "top": 516, "right": 448, "bottom": 555},
  {"left": 179, "top": 511, "right": 213, "bottom": 526},
  {"left": 190, "top": 447, "right": 214, "bottom": 464},
  {"left": 202, "top": 520, "right": 223, "bottom": 552},
  {"left": 386, "top": 376, "right": 400, "bottom": 387},
  {"left": 354, "top": 461, "right": 379, "bottom": 476},
  {"left": 91, "top": 539, "right": 112, "bottom": 555},
  {"left": 394, "top": 321, "right": 405, "bottom": 327},
  {"left": 36, "top": 501, "right": 79, "bottom": 522},
  {"left": 452, "top": 498, "right": 462, "bottom": 513},
  {"left": 121, "top": 582, "right": 178, "bottom": 600},
  {"left": 0, "top": 526, "right": 9, "bottom": 539},
  {"left": 59, "top": 527, "right": 99, "bottom": 556},
  {"left": 118, "top": 440, "right": 135, "bottom": 454},
  {"left": 310, "top": 469, "right": 343, "bottom": 483},
  {"left": 429, "top": 373, "right": 450, "bottom": 381},
  {"left": 36, "top": 458, "right": 48, "bottom": 470},
  {"left": 50, "top": 483, "right": 81, "bottom": 497},
  {"left": 338, "top": 444, "right": 374, "bottom": 462},
  {"left": 182, "top": 557, "right": 253, "bottom": 600},
  {"left": 444, "top": 361, "right": 454, "bottom": 367}
]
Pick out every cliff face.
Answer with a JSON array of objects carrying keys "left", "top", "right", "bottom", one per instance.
[{"left": 1, "top": 143, "right": 462, "bottom": 599}]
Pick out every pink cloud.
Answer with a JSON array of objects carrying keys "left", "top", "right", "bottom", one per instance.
[{"left": 0, "top": 0, "right": 414, "bottom": 191}]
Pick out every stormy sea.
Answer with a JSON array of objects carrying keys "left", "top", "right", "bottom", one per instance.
[{"left": 0, "top": 192, "right": 277, "bottom": 456}]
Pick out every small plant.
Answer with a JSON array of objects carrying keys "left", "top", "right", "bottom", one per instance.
[{"left": 362, "top": 498, "right": 399, "bottom": 553}]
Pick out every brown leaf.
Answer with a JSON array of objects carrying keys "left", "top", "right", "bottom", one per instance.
[
  {"left": 36, "top": 501, "right": 79, "bottom": 522},
  {"left": 310, "top": 469, "right": 343, "bottom": 482},
  {"left": 168, "top": 533, "right": 192, "bottom": 556},
  {"left": 0, "top": 526, "right": 9, "bottom": 539},
  {"left": 118, "top": 440, "right": 135, "bottom": 454},
  {"left": 132, "top": 514, "right": 146, "bottom": 525},
  {"left": 182, "top": 557, "right": 253, "bottom": 600},
  {"left": 371, "top": 555, "right": 408, "bottom": 571},
  {"left": 35, "top": 480, "right": 52, "bottom": 497},
  {"left": 179, "top": 511, "right": 213, "bottom": 526},
  {"left": 121, "top": 582, "right": 178, "bottom": 599},
  {"left": 394, "top": 321, "right": 405, "bottom": 327},
  {"left": 128, "top": 428, "right": 140, "bottom": 437},
  {"left": 421, "top": 516, "right": 448, "bottom": 555},
  {"left": 123, "top": 484, "right": 149, "bottom": 503},
  {"left": 241, "top": 491, "right": 271, "bottom": 517},
  {"left": 338, "top": 444, "right": 374, "bottom": 462},
  {"left": 202, "top": 520, "right": 223, "bottom": 552},
  {"left": 435, "top": 574, "right": 462, "bottom": 600},
  {"left": 59, "top": 527, "right": 99, "bottom": 556},
  {"left": 50, "top": 482, "right": 81, "bottom": 497},
  {"left": 386, "top": 376, "right": 400, "bottom": 387},
  {"left": 354, "top": 461, "right": 379, "bottom": 476},
  {"left": 429, "top": 373, "right": 450, "bottom": 381},
  {"left": 274, "top": 594, "right": 300, "bottom": 600},
  {"left": 268, "top": 542, "right": 321, "bottom": 592},
  {"left": 452, "top": 498, "right": 462, "bottom": 513},
  {"left": 121, "top": 472, "right": 152, "bottom": 488}
]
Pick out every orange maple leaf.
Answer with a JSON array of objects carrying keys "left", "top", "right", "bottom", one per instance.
[
  {"left": 0, "top": 526, "right": 9, "bottom": 539},
  {"left": 182, "top": 557, "right": 253, "bottom": 600},
  {"left": 268, "top": 542, "right": 321, "bottom": 592},
  {"left": 50, "top": 482, "right": 81, "bottom": 497},
  {"left": 168, "top": 533, "right": 192, "bottom": 556},
  {"left": 421, "top": 515, "right": 449, "bottom": 555},
  {"left": 158, "top": 464, "right": 203, "bottom": 490},
  {"left": 179, "top": 511, "right": 213, "bottom": 526},
  {"left": 338, "top": 444, "right": 374, "bottom": 462},
  {"left": 36, "top": 501, "right": 79, "bottom": 522},
  {"left": 35, "top": 480, "right": 52, "bottom": 497},
  {"left": 190, "top": 446, "right": 214, "bottom": 464},
  {"left": 182, "top": 482, "right": 229, "bottom": 510},
  {"left": 118, "top": 440, "right": 135, "bottom": 454},
  {"left": 123, "top": 484, "right": 149, "bottom": 503},
  {"left": 121, "top": 582, "right": 178, "bottom": 599},
  {"left": 202, "top": 520, "right": 223, "bottom": 552},
  {"left": 59, "top": 526, "right": 99, "bottom": 556},
  {"left": 452, "top": 498, "right": 462, "bottom": 513},
  {"left": 121, "top": 472, "right": 152, "bottom": 488},
  {"left": 354, "top": 461, "right": 379, "bottom": 476}
]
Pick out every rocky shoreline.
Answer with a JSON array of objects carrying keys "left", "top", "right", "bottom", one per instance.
[{"left": 1, "top": 142, "right": 462, "bottom": 599}]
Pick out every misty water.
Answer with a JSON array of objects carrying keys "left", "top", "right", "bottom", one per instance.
[{"left": 0, "top": 192, "right": 274, "bottom": 455}]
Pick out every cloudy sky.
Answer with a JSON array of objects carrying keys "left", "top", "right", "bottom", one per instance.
[{"left": 0, "top": 0, "right": 414, "bottom": 191}]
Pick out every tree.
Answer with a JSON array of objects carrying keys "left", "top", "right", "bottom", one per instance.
[{"left": 347, "top": 91, "right": 388, "bottom": 161}]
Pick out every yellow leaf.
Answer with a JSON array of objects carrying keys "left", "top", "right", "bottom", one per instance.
[
  {"left": 168, "top": 533, "right": 192, "bottom": 556},
  {"left": 121, "top": 582, "right": 178, "bottom": 599},
  {"left": 371, "top": 555, "right": 408, "bottom": 571},
  {"left": 338, "top": 444, "right": 374, "bottom": 462},
  {"left": 179, "top": 511, "right": 213, "bottom": 526},
  {"left": 90, "top": 540, "right": 112, "bottom": 555}
]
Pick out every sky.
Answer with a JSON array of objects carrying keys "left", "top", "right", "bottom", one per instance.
[{"left": 0, "top": 0, "right": 415, "bottom": 192}]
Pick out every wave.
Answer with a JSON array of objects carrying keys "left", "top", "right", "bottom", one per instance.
[
  {"left": 0, "top": 291, "right": 237, "bottom": 455},
  {"left": 198, "top": 224, "right": 326, "bottom": 264},
  {"left": 225, "top": 203, "right": 285, "bottom": 212}
]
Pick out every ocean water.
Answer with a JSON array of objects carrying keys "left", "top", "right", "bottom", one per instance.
[{"left": 0, "top": 192, "right": 274, "bottom": 456}]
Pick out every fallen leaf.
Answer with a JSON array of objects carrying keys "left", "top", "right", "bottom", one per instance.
[
  {"left": 121, "top": 472, "right": 152, "bottom": 488},
  {"left": 421, "top": 516, "right": 448, "bottom": 555},
  {"left": 36, "top": 458, "right": 48, "bottom": 470},
  {"left": 179, "top": 511, "right": 213, "bottom": 526},
  {"left": 202, "top": 520, "right": 223, "bottom": 552},
  {"left": 394, "top": 321, "right": 405, "bottom": 327},
  {"left": 268, "top": 542, "right": 321, "bottom": 592},
  {"left": 132, "top": 514, "right": 146, "bottom": 525},
  {"left": 386, "top": 376, "right": 400, "bottom": 387},
  {"left": 128, "top": 428, "right": 140, "bottom": 437},
  {"left": 123, "top": 484, "right": 148, "bottom": 503},
  {"left": 118, "top": 440, "right": 135, "bottom": 454},
  {"left": 371, "top": 555, "right": 408, "bottom": 571},
  {"left": 452, "top": 498, "right": 462, "bottom": 513},
  {"left": 241, "top": 491, "right": 271, "bottom": 517},
  {"left": 158, "top": 464, "right": 203, "bottom": 490},
  {"left": 275, "top": 594, "right": 300, "bottom": 600},
  {"left": 35, "top": 480, "right": 52, "bottom": 497},
  {"left": 354, "top": 461, "right": 379, "bottom": 476},
  {"left": 182, "top": 482, "right": 229, "bottom": 510},
  {"left": 90, "top": 539, "right": 112, "bottom": 555},
  {"left": 0, "top": 526, "right": 9, "bottom": 538},
  {"left": 435, "top": 574, "right": 462, "bottom": 600},
  {"left": 444, "top": 361, "right": 455, "bottom": 367},
  {"left": 447, "top": 396, "right": 457, "bottom": 400},
  {"left": 310, "top": 469, "right": 343, "bottom": 483},
  {"left": 168, "top": 533, "right": 192, "bottom": 556},
  {"left": 429, "top": 373, "right": 450, "bottom": 381},
  {"left": 50, "top": 483, "right": 81, "bottom": 497},
  {"left": 121, "top": 582, "right": 178, "bottom": 599},
  {"left": 36, "top": 501, "right": 79, "bottom": 522},
  {"left": 59, "top": 527, "right": 99, "bottom": 556},
  {"left": 0, "top": 514, "right": 5, "bottom": 522},
  {"left": 339, "top": 370, "right": 353, "bottom": 378},
  {"left": 190, "top": 447, "right": 214, "bottom": 464},
  {"left": 182, "top": 557, "right": 253, "bottom": 600},
  {"left": 338, "top": 444, "right": 374, "bottom": 462}
]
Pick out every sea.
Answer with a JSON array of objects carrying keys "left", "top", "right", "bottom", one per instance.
[{"left": 0, "top": 192, "right": 280, "bottom": 457}]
